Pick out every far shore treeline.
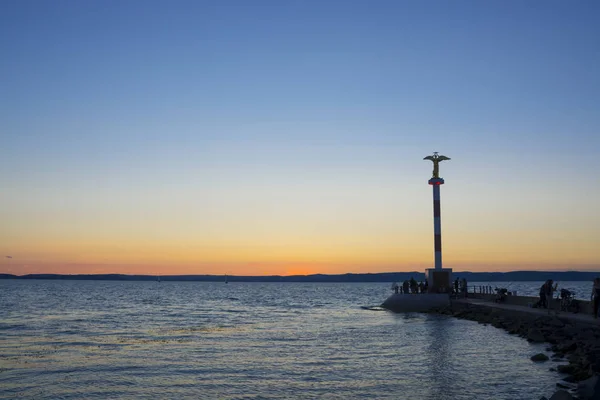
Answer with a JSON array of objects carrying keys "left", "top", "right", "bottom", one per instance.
[{"left": 0, "top": 271, "right": 599, "bottom": 282}]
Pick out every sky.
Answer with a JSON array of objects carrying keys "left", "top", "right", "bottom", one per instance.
[{"left": 1, "top": 0, "right": 599, "bottom": 276}]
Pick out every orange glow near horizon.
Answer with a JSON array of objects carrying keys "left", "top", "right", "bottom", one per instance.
[
  {"left": 2, "top": 228, "right": 599, "bottom": 275},
  {"left": 2, "top": 155, "right": 599, "bottom": 276},
  {"left": 2, "top": 217, "right": 599, "bottom": 275}
]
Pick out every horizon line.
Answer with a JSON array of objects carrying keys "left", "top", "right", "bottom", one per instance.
[{"left": 3, "top": 269, "right": 600, "bottom": 278}]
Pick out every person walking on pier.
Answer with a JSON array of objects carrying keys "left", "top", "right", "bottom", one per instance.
[{"left": 591, "top": 278, "right": 600, "bottom": 319}]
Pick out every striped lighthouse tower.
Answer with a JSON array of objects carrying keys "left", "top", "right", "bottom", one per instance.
[
  {"left": 431, "top": 178, "right": 443, "bottom": 269},
  {"left": 424, "top": 152, "right": 451, "bottom": 292}
]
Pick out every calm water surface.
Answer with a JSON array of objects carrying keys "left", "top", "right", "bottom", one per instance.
[{"left": 0, "top": 281, "right": 568, "bottom": 399}]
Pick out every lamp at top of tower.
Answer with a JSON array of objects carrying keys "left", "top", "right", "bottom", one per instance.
[{"left": 423, "top": 152, "right": 451, "bottom": 179}]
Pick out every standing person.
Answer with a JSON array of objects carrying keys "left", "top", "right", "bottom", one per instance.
[
  {"left": 539, "top": 281, "right": 548, "bottom": 308},
  {"left": 403, "top": 280, "right": 410, "bottom": 295},
  {"left": 454, "top": 278, "right": 459, "bottom": 295},
  {"left": 461, "top": 278, "right": 468, "bottom": 298},
  {"left": 591, "top": 278, "right": 600, "bottom": 319},
  {"left": 546, "top": 279, "right": 557, "bottom": 312},
  {"left": 410, "top": 277, "right": 417, "bottom": 294}
]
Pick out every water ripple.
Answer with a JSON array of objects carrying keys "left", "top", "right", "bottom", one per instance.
[{"left": 0, "top": 280, "right": 566, "bottom": 399}]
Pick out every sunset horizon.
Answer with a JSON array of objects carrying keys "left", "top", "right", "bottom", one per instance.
[{"left": 3, "top": 260, "right": 600, "bottom": 277}]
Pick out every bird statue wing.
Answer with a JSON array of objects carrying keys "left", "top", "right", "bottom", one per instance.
[
  {"left": 423, "top": 156, "right": 435, "bottom": 161},
  {"left": 437, "top": 156, "right": 451, "bottom": 161}
]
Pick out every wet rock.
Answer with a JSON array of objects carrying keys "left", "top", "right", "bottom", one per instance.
[
  {"left": 556, "top": 364, "right": 577, "bottom": 374},
  {"left": 529, "top": 328, "right": 547, "bottom": 343},
  {"left": 568, "top": 354, "right": 582, "bottom": 364},
  {"left": 558, "top": 365, "right": 578, "bottom": 374},
  {"left": 576, "top": 375, "right": 599, "bottom": 400},
  {"left": 579, "top": 330, "right": 597, "bottom": 342},
  {"left": 546, "top": 335, "right": 561, "bottom": 345},
  {"left": 549, "top": 389, "right": 573, "bottom": 400},
  {"left": 492, "top": 320, "right": 504, "bottom": 329},
  {"left": 559, "top": 342, "right": 578, "bottom": 353},
  {"left": 429, "top": 302, "right": 600, "bottom": 397},
  {"left": 532, "top": 353, "right": 551, "bottom": 362},
  {"left": 572, "top": 369, "right": 592, "bottom": 382},
  {"left": 549, "top": 318, "right": 565, "bottom": 328},
  {"left": 563, "top": 326, "right": 579, "bottom": 339}
]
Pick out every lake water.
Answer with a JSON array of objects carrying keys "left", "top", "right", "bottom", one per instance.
[{"left": 0, "top": 280, "right": 582, "bottom": 399}]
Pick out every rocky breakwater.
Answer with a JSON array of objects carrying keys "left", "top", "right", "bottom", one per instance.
[{"left": 428, "top": 302, "right": 600, "bottom": 400}]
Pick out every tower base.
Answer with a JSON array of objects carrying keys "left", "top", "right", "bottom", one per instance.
[
  {"left": 425, "top": 268, "right": 453, "bottom": 293},
  {"left": 382, "top": 293, "right": 450, "bottom": 312}
]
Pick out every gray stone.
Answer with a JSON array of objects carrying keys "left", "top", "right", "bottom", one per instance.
[{"left": 532, "top": 353, "right": 551, "bottom": 362}]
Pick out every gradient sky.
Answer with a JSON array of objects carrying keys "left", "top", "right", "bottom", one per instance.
[{"left": 1, "top": 0, "right": 599, "bottom": 275}]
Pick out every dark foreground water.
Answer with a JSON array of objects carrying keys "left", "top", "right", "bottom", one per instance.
[{"left": 0, "top": 281, "right": 566, "bottom": 399}]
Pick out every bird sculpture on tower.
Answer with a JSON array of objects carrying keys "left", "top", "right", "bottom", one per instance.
[{"left": 423, "top": 152, "right": 451, "bottom": 179}]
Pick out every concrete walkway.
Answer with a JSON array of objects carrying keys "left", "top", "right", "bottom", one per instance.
[{"left": 453, "top": 298, "right": 600, "bottom": 326}]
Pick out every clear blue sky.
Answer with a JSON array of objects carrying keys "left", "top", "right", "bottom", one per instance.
[{"left": 1, "top": 0, "right": 599, "bottom": 274}]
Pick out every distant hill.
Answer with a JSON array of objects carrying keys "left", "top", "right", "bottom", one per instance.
[{"left": 0, "top": 271, "right": 598, "bottom": 282}]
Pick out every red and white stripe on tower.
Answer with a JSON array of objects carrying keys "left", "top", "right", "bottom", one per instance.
[
  {"left": 431, "top": 181, "right": 443, "bottom": 269},
  {"left": 423, "top": 152, "right": 450, "bottom": 270}
]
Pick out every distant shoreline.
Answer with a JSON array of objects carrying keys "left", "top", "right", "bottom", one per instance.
[{"left": 0, "top": 271, "right": 598, "bottom": 282}]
